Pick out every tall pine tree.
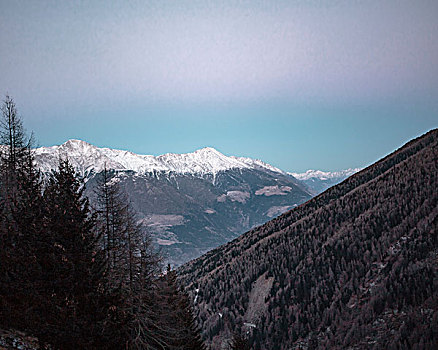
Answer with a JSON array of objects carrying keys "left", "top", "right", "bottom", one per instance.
[
  {"left": 0, "top": 95, "right": 45, "bottom": 335},
  {"left": 42, "top": 159, "right": 107, "bottom": 349}
]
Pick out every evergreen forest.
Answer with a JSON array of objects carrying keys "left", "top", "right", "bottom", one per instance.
[{"left": 0, "top": 96, "right": 205, "bottom": 349}]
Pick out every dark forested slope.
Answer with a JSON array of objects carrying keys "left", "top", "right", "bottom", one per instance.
[{"left": 178, "top": 129, "right": 438, "bottom": 349}]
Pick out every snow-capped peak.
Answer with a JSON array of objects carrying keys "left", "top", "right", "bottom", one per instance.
[
  {"left": 34, "top": 140, "right": 285, "bottom": 177},
  {"left": 194, "top": 147, "right": 222, "bottom": 154},
  {"left": 289, "top": 168, "right": 362, "bottom": 181}
]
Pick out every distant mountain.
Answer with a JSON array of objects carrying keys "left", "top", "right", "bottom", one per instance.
[
  {"left": 34, "top": 141, "right": 312, "bottom": 266},
  {"left": 35, "top": 140, "right": 284, "bottom": 178},
  {"left": 289, "top": 168, "right": 362, "bottom": 194},
  {"left": 178, "top": 129, "right": 438, "bottom": 349}
]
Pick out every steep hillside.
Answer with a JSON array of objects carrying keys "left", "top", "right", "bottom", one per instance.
[
  {"left": 178, "top": 129, "right": 438, "bottom": 349},
  {"left": 34, "top": 142, "right": 311, "bottom": 266}
]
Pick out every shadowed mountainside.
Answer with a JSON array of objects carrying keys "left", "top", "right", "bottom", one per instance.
[{"left": 178, "top": 129, "right": 438, "bottom": 349}]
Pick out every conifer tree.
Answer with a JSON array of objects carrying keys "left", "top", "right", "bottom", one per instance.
[
  {"left": 0, "top": 95, "right": 31, "bottom": 174},
  {"left": 0, "top": 95, "right": 44, "bottom": 334},
  {"left": 42, "top": 159, "right": 107, "bottom": 349},
  {"left": 94, "top": 166, "right": 128, "bottom": 273},
  {"left": 160, "top": 265, "right": 206, "bottom": 350}
]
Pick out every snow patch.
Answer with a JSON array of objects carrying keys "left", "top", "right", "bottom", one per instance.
[
  {"left": 243, "top": 322, "right": 256, "bottom": 328},
  {"left": 255, "top": 185, "right": 292, "bottom": 196},
  {"left": 226, "top": 191, "right": 250, "bottom": 203},
  {"left": 217, "top": 191, "right": 250, "bottom": 203}
]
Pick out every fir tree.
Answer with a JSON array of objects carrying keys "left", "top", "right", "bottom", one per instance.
[
  {"left": 0, "top": 95, "right": 44, "bottom": 335},
  {"left": 161, "top": 265, "right": 206, "bottom": 350},
  {"left": 42, "top": 158, "right": 107, "bottom": 349}
]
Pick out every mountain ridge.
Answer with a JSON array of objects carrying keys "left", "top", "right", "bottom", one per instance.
[
  {"left": 290, "top": 168, "right": 362, "bottom": 181},
  {"left": 289, "top": 168, "right": 363, "bottom": 194},
  {"left": 34, "top": 140, "right": 286, "bottom": 178},
  {"left": 34, "top": 139, "right": 358, "bottom": 191}
]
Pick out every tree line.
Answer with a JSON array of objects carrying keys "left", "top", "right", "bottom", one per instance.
[{"left": 0, "top": 95, "right": 205, "bottom": 349}]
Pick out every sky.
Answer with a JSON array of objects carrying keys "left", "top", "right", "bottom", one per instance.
[{"left": 1, "top": 0, "right": 437, "bottom": 172}]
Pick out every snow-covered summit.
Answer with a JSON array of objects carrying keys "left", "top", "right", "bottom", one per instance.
[
  {"left": 289, "top": 168, "right": 362, "bottom": 181},
  {"left": 34, "top": 140, "right": 285, "bottom": 177}
]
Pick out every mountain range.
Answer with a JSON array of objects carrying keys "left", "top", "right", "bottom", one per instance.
[
  {"left": 33, "top": 140, "right": 357, "bottom": 266},
  {"left": 35, "top": 140, "right": 286, "bottom": 178},
  {"left": 290, "top": 168, "right": 362, "bottom": 195},
  {"left": 178, "top": 129, "right": 438, "bottom": 349}
]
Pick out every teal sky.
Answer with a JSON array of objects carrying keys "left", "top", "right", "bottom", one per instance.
[{"left": 1, "top": 0, "right": 437, "bottom": 172}]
